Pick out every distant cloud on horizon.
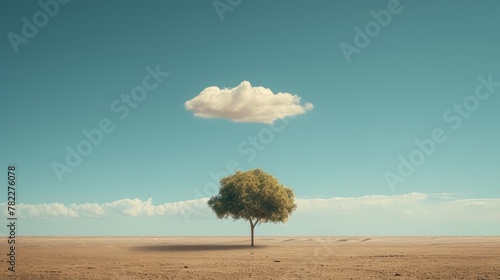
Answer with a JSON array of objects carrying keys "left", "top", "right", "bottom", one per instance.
[
  {"left": 184, "top": 81, "right": 314, "bottom": 124},
  {"left": 5, "top": 193, "right": 500, "bottom": 223},
  {"left": 9, "top": 198, "right": 210, "bottom": 219}
]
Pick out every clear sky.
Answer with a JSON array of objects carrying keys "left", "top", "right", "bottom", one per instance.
[{"left": 1, "top": 0, "right": 499, "bottom": 236}]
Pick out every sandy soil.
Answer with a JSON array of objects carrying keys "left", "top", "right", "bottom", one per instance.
[{"left": 2, "top": 236, "right": 499, "bottom": 279}]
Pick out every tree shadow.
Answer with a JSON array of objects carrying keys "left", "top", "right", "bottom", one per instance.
[{"left": 133, "top": 244, "right": 267, "bottom": 252}]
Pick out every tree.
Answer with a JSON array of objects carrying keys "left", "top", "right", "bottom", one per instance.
[{"left": 207, "top": 169, "right": 297, "bottom": 246}]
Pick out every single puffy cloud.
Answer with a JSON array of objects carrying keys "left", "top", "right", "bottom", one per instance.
[{"left": 185, "top": 81, "right": 314, "bottom": 124}]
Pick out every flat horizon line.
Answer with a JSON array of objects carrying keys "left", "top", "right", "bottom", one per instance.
[{"left": 15, "top": 235, "right": 500, "bottom": 237}]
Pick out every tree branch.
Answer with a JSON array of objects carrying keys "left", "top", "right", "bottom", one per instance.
[{"left": 252, "top": 218, "right": 259, "bottom": 227}]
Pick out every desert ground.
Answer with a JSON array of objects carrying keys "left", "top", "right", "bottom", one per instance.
[{"left": 3, "top": 236, "right": 499, "bottom": 279}]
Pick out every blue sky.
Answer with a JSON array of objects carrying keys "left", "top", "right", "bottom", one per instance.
[{"left": 1, "top": 0, "right": 499, "bottom": 236}]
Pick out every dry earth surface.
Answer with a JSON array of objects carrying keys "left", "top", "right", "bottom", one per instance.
[{"left": 2, "top": 236, "right": 499, "bottom": 279}]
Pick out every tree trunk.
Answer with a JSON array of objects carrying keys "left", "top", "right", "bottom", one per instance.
[{"left": 250, "top": 219, "right": 256, "bottom": 247}]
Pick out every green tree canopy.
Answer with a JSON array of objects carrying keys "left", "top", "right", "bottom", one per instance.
[{"left": 207, "top": 169, "right": 297, "bottom": 246}]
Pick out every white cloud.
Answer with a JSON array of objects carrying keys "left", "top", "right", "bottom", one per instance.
[
  {"left": 2, "top": 193, "right": 499, "bottom": 236},
  {"left": 446, "top": 198, "right": 500, "bottom": 208},
  {"left": 185, "top": 81, "right": 313, "bottom": 124},
  {"left": 20, "top": 202, "right": 79, "bottom": 218},
  {"left": 2, "top": 194, "right": 499, "bottom": 226},
  {"left": 3, "top": 198, "right": 211, "bottom": 219},
  {"left": 294, "top": 193, "right": 500, "bottom": 226},
  {"left": 296, "top": 192, "right": 429, "bottom": 211}
]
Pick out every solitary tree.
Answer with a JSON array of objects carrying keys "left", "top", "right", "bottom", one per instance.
[{"left": 207, "top": 169, "right": 297, "bottom": 246}]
